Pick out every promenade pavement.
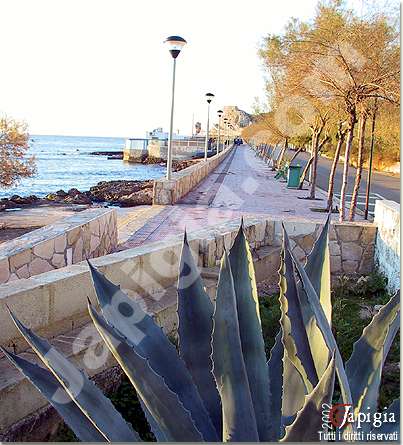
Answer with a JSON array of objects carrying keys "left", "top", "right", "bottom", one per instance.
[{"left": 121, "top": 144, "right": 342, "bottom": 249}]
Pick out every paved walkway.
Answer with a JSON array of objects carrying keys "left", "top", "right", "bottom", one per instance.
[{"left": 121, "top": 145, "right": 338, "bottom": 249}]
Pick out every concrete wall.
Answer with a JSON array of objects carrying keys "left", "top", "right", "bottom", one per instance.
[
  {"left": 147, "top": 139, "right": 205, "bottom": 160},
  {"left": 374, "top": 200, "right": 400, "bottom": 293},
  {"left": 123, "top": 138, "right": 148, "bottom": 161},
  {"left": 0, "top": 208, "right": 117, "bottom": 284},
  {"left": 123, "top": 138, "right": 206, "bottom": 162},
  {"left": 153, "top": 146, "right": 234, "bottom": 205}
]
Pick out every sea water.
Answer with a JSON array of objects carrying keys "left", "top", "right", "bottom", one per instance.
[{"left": 0, "top": 134, "right": 166, "bottom": 198}]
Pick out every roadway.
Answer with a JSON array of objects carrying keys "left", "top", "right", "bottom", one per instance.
[{"left": 291, "top": 151, "right": 400, "bottom": 216}]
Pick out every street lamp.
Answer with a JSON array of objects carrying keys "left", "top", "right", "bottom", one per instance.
[
  {"left": 204, "top": 93, "right": 214, "bottom": 161},
  {"left": 217, "top": 109, "right": 223, "bottom": 154},
  {"left": 164, "top": 35, "right": 187, "bottom": 180},
  {"left": 223, "top": 117, "right": 228, "bottom": 148}
]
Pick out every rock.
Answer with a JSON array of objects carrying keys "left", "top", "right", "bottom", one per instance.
[
  {"left": 342, "top": 260, "right": 359, "bottom": 273},
  {"left": 89, "top": 180, "right": 154, "bottom": 206},
  {"left": 0, "top": 195, "right": 39, "bottom": 210},
  {"left": 1, "top": 178, "right": 157, "bottom": 211},
  {"left": 119, "top": 190, "right": 153, "bottom": 207},
  {"left": 358, "top": 306, "right": 373, "bottom": 319},
  {"left": 68, "top": 188, "right": 81, "bottom": 196},
  {"left": 341, "top": 242, "right": 363, "bottom": 261},
  {"left": 64, "top": 194, "right": 92, "bottom": 205},
  {"left": 90, "top": 151, "right": 124, "bottom": 157},
  {"left": 330, "top": 255, "right": 342, "bottom": 273},
  {"left": 45, "top": 193, "right": 61, "bottom": 201},
  {"left": 172, "top": 159, "right": 201, "bottom": 172},
  {"left": 336, "top": 225, "right": 363, "bottom": 242},
  {"left": 11, "top": 195, "right": 39, "bottom": 205},
  {"left": 29, "top": 257, "right": 53, "bottom": 275}
]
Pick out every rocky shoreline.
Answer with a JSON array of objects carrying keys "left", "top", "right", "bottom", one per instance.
[{"left": 0, "top": 158, "right": 201, "bottom": 211}]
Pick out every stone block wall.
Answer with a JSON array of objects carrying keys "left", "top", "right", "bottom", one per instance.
[
  {"left": 0, "top": 208, "right": 117, "bottom": 284},
  {"left": 272, "top": 219, "right": 377, "bottom": 276},
  {"left": 153, "top": 146, "right": 234, "bottom": 205},
  {"left": 374, "top": 200, "right": 400, "bottom": 293}
]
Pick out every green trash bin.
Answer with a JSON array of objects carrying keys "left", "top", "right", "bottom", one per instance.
[{"left": 287, "top": 164, "right": 301, "bottom": 188}]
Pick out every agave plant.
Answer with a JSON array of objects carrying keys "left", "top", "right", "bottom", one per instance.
[{"left": 1, "top": 216, "right": 400, "bottom": 442}]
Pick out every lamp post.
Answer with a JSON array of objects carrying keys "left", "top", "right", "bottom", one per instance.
[
  {"left": 204, "top": 93, "right": 214, "bottom": 161},
  {"left": 164, "top": 35, "right": 187, "bottom": 180},
  {"left": 217, "top": 109, "right": 223, "bottom": 154},
  {"left": 223, "top": 117, "right": 228, "bottom": 148}
]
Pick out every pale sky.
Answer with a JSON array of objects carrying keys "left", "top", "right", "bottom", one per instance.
[{"left": 0, "top": 0, "right": 372, "bottom": 137}]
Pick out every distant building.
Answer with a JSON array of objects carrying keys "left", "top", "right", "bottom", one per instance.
[
  {"left": 146, "top": 127, "right": 190, "bottom": 140},
  {"left": 146, "top": 127, "right": 168, "bottom": 139},
  {"left": 223, "top": 106, "right": 252, "bottom": 128}
]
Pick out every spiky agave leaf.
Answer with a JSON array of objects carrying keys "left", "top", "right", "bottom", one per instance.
[
  {"left": 345, "top": 292, "right": 400, "bottom": 433},
  {"left": 288, "top": 243, "right": 354, "bottom": 412},
  {"left": 88, "top": 302, "right": 204, "bottom": 442},
  {"left": 87, "top": 262, "right": 218, "bottom": 442},
  {"left": 280, "top": 354, "right": 306, "bottom": 437},
  {"left": 282, "top": 353, "right": 336, "bottom": 442},
  {"left": 177, "top": 231, "right": 222, "bottom": 436},
  {"left": 7, "top": 310, "right": 140, "bottom": 442},
  {"left": 1, "top": 347, "right": 106, "bottom": 442},
  {"left": 298, "top": 214, "right": 331, "bottom": 378},
  {"left": 211, "top": 251, "right": 259, "bottom": 441},
  {"left": 304, "top": 213, "right": 332, "bottom": 322},
  {"left": 228, "top": 222, "right": 272, "bottom": 441},
  {"left": 281, "top": 226, "right": 318, "bottom": 388},
  {"left": 267, "top": 329, "right": 284, "bottom": 441},
  {"left": 277, "top": 227, "right": 315, "bottom": 431},
  {"left": 138, "top": 398, "right": 167, "bottom": 442}
]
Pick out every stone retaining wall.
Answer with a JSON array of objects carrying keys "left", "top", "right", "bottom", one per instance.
[
  {"left": 0, "top": 208, "right": 117, "bottom": 284},
  {"left": 0, "top": 215, "right": 376, "bottom": 355},
  {"left": 374, "top": 200, "right": 400, "bottom": 293},
  {"left": 274, "top": 219, "right": 377, "bottom": 276},
  {"left": 153, "top": 146, "right": 234, "bottom": 205}
]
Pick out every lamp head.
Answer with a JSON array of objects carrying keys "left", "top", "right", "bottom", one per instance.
[
  {"left": 164, "top": 36, "right": 187, "bottom": 59},
  {"left": 217, "top": 109, "right": 223, "bottom": 117},
  {"left": 205, "top": 92, "right": 215, "bottom": 104}
]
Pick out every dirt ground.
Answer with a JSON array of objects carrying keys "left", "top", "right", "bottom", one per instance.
[{"left": 0, "top": 227, "right": 42, "bottom": 245}]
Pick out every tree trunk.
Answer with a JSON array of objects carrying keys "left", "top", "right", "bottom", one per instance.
[
  {"left": 309, "top": 133, "right": 320, "bottom": 199},
  {"left": 348, "top": 113, "right": 367, "bottom": 221},
  {"left": 339, "top": 112, "right": 357, "bottom": 222},
  {"left": 277, "top": 137, "right": 288, "bottom": 167},
  {"left": 326, "top": 127, "right": 346, "bottom": 211},
  {"left": 298, "top": 133, "right": 316, "bottom": 189},
  {"left": 298, "top": 157, "right": 313, "bottom": 189}
]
